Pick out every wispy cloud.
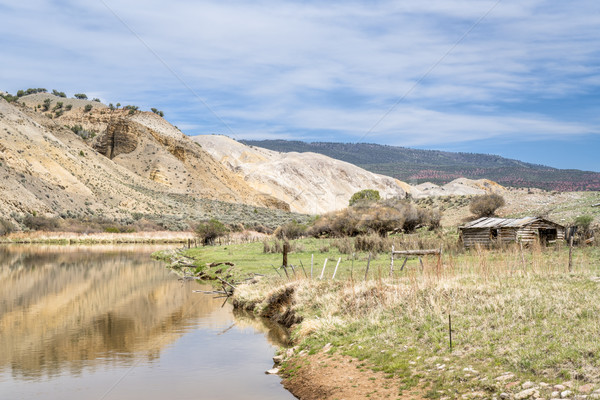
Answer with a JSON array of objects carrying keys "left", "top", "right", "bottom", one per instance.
[{"left": 0, "top": 0, "right": 599, "bottom": 168}]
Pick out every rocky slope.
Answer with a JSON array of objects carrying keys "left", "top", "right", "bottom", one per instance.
[
  {"left": 0, "top": 94, "right": 293, "bottom": 228},
  {"left": 194, "top": 135, "right": 409, "bottom": 214}
]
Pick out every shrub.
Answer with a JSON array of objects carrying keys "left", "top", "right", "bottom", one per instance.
[
  {"left": 52, "top": 89, "right": 66, "bottom": 98},
  {"left": 0, "top": 218, "right": 15, "bottom": 236},
  {"left": 92, "top": 98, "right": 101, "bottom": 102},
  {"left": 23, "top": 215, "right": 60, "bottom": 231},
  {"left": 108, "top": 103, "right": 115, "bottom": 110},
  {"left": 65, "top": 104, "right": 73, "bottom": 111},
  {"left": 274, "top": 220, "right": 307, "bottom": 240},
  {"left": 74, "top": 93, "right": 88, "bottom": 99},
  {"left": 349, "top": 189, "right": 380, "bottom": 206},
  {"left": 42, "top": 98, "right": 52, "bottom": 111},
  {"left": 469, "top": 193, "right": 505, "bottom": 218},
  {"left": 195, "top": 218, "right": 229, "bottom": 245},
  {"left": 575, "top": 215, "right": 594, "bottom": 232},
  {"left": 151, "top": 108, "right": 164, "bottom": 117},
  {"left": 84, "top": 104, "right": 93, "bottom": 112}
]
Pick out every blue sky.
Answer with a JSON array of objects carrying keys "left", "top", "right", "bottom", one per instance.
[{"left": 1, "top": 0, "right": 599, "bottom": 171}]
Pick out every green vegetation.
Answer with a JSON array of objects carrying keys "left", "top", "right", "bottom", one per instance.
[
  {"left": 349, "top": 189, "right": 380, "bottom": 206},
  {"left": 469, "top": 193, "right": 505, "bottom": 217},
  {"left": 575, "top": 214, "right": 594, "bottom": 231},
  {"left": 17, "top": 88, "right": 47, "bottom": 97},
  {"left": 310, "top": 198, "right": 440, "bottom": 237},
  {"left": 42, "top": 98, "right": 52, "bottom": 111},
  {"left": 124, "top": 105, "right": 139, "bottom": 115},
  {"left": 242, "top": 140, "right": 600, "bottom": 192},
  {"left": 197, "top": 233, "right": 600, "bottom": 399},
  {"left": 151, "top": 107, "right": 165, "bottom": 117},
  {"left": 83, "top": 104, "right": 93, "bottom": 112},
  {"left": 92, "top": 98, "right": 101, "bottom": 102},
  {"left": 68, "top": 124, "right": 96, "bottom": 140},
  {"left": 195, "top": 218, "right": 230, "bottom": 245},
  {"left": 74, "top": 93, "right": 88, "bottom": 99}
]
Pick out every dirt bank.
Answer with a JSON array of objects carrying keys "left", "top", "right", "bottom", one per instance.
[{"left": 281, "top": 350, "right": 423, "bottom": 400}]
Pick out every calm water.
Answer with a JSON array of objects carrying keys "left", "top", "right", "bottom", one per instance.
[{"left": 0, "top": 245, "right": 296, "bottom": 400}]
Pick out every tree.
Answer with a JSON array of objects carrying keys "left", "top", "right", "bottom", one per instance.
[
  {"left": 470, "top": 193, "right": 505, "bottom": 218},
  {"left": 195, "top": 219, "right": 229, "bottom": 245},
  {"left": 42, "top": 98, "right": 52, "bottom": 111},
  {"left": 52, "top": 89, "right": 66, "bottom": 97},
  {"left": 84, "top": 104, "right": 93, "bottom": 112},
  {"left": 349, "top": 189, "right": 380, "bottom": 206},
  {"left": 575, "top": 215, "right": 593, "bottom": 232},
  {"left": 74, "top": 93, "right": 88, "bottom": 100}
]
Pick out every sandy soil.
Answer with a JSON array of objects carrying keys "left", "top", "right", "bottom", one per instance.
[{"left": 282, "top": 351, "right": 424, "bottom": 400}]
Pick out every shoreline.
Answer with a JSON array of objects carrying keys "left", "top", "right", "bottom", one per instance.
[{"left": 0, "top": 231, "right": 194, "bottom": 244}]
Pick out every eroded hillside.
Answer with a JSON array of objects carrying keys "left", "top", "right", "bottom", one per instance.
[{"left": 0, "top": 95, "right": 296, "bottom": 228}]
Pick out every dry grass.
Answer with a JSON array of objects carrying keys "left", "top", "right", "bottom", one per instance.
[
  {"left": 235, "top": 244, "right": 600, "bottom": 398},
  {"left": 0, "top": 230, "right": 194, "bottom": 244}
]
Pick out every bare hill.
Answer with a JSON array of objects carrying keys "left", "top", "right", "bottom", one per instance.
[
  {"left": 0, "top": 95, "right": 299, "bottom": 229},
  {"left": 194, "top": 135, "right": 411, "bottom": 214}
]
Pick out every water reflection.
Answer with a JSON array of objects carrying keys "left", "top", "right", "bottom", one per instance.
[{"left": 0, "top": 245, "right": 294, "bottom": 400}]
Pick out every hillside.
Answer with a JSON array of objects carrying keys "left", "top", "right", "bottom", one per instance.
[
  {"left": 242, "top": 140, "right": 600, "bottom": 191},
  {"left": 194, "top": 135, "right": 409, "bottom": 214},
  {"left": 0, "top": 94, "right": 304, "bottom": 230}
]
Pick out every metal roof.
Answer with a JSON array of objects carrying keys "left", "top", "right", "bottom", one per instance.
[{"left": 460, "top": 216, "right": 561, "bottom": 229}]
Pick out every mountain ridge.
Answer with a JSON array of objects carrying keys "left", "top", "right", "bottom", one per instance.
[{"left": 241, "top": 140, "right": 600, "bottom": 191}]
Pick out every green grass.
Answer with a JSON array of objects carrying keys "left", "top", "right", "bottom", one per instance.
[{"left": 161, "top": 230, "right": 600, "bottom": 397}]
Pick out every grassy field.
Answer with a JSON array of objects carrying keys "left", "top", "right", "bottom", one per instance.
[{"left": 165, "top": 232, "right": 600, "bottom": 398}]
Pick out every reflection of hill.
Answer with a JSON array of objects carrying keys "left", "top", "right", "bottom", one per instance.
[{"left": 0, "top": 246, "right": 227, "bottom": 380}]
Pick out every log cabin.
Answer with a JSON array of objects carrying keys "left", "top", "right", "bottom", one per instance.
[{"left": 459, "top": 217, "right": 565, "bottom": 248}]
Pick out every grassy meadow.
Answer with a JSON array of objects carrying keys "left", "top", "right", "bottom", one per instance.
[{"left": 165, "top": 231, "right": 600, "bottom": 398}]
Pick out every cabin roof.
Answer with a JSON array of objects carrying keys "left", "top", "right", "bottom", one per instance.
[{"left": 460, "top": 217, "right": 563, "bottom": 229}]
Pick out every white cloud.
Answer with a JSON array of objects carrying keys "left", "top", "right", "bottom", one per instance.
[{"left": 1, "top": 0, "right": 599, "bottom": 149}]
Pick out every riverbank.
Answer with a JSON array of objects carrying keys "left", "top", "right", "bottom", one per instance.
[
  {"left": 0, "top": 230, "right": 194, "bottom": 244},
  {"left": 174, "top": 237, "right": 600, "bottom": 400}
]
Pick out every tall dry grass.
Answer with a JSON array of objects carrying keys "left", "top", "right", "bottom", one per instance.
[{"left": 235, "top": 244, "right": 600, "bottom": 395}]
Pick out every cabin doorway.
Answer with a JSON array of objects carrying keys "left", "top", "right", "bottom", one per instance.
[{"left": 539, "top": 228, "right": 557, "bottom": 245}]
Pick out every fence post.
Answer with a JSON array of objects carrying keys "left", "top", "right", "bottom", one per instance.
[
  {"left": 319, "top": 258, "right": 328, "bottom": 280},
  {"left": 390, "top": 245, "right": 394, "bottom": 277},
  {"left": 568, "top": 236, "right": 574, "bottom": 272}
]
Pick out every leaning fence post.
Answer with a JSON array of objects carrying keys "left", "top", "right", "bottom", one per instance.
[
  {"left": 332, "top": 257, "right": 341, "bottom": 280},
  {"left": 390, "top": 245, "right": 395, "bottom": 277},
  {"left": 319, "top": 258, "right": 328, "bottom": 280},
  {"left": 364, "top": 252, "right": 371, "bottom": 281},
  {"left": 311, "top": 254, "right": 314, "bottom": 279}
]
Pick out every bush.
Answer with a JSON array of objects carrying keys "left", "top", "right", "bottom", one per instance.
[
  {"left": 92, "top": 98, "right": 101, "bottom": 102},
  {"left": 469, "top": 193, "right": 505, "bottom": 218},
  {"left": 42, "top": 98, "right": 52, "bottom": 111},
  {"left": 349, "top": 189, "right": 380, "bottom": 206},
  {"left": 274, "top": 220, "right": 307, "bottom": 240},
  {"left": 65, "top": 104, "right": 73, "bottom": 111},
  {"left": 151, "top": 108, "right": 165, "bottom": 117},
  {"left": 52, "top": 89, "right": 66, "bottom": 98},
  {"left": 0, "top": 218, "right": 15, "bottom": 236},
  {"left": 23, "top": 215, "right": 60, "bottom": 231},
  {"left": 575, "top": 215, "right": 594, "bottom": 232},
  {"left": 308, "top": 199, "right": 441, "bottom": 238},
  {"left": 84, "top": 104, "right": 93, "bottom": 112},
  {"left": 195, "top": 218, "right": 229, "bottom": 245},
  {"left": 74, "top": 93, "right": 88, "bottom": 99}
]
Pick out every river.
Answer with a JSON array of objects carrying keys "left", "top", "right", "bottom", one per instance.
[{"left": 0, "top": 245, "right": 296, "bottom": 400}]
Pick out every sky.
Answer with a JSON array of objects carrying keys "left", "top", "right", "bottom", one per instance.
[{"left": 1, "top": 0, "right": 599, "bottom": 171}]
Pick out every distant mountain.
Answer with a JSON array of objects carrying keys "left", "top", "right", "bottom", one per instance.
[{"left": 242, "top": 140, "right": 600, "bottom": 192}]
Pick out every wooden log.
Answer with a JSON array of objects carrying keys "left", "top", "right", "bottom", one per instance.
[{"left": 392, "top": 249, "right": 441, "bottom": 256}]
